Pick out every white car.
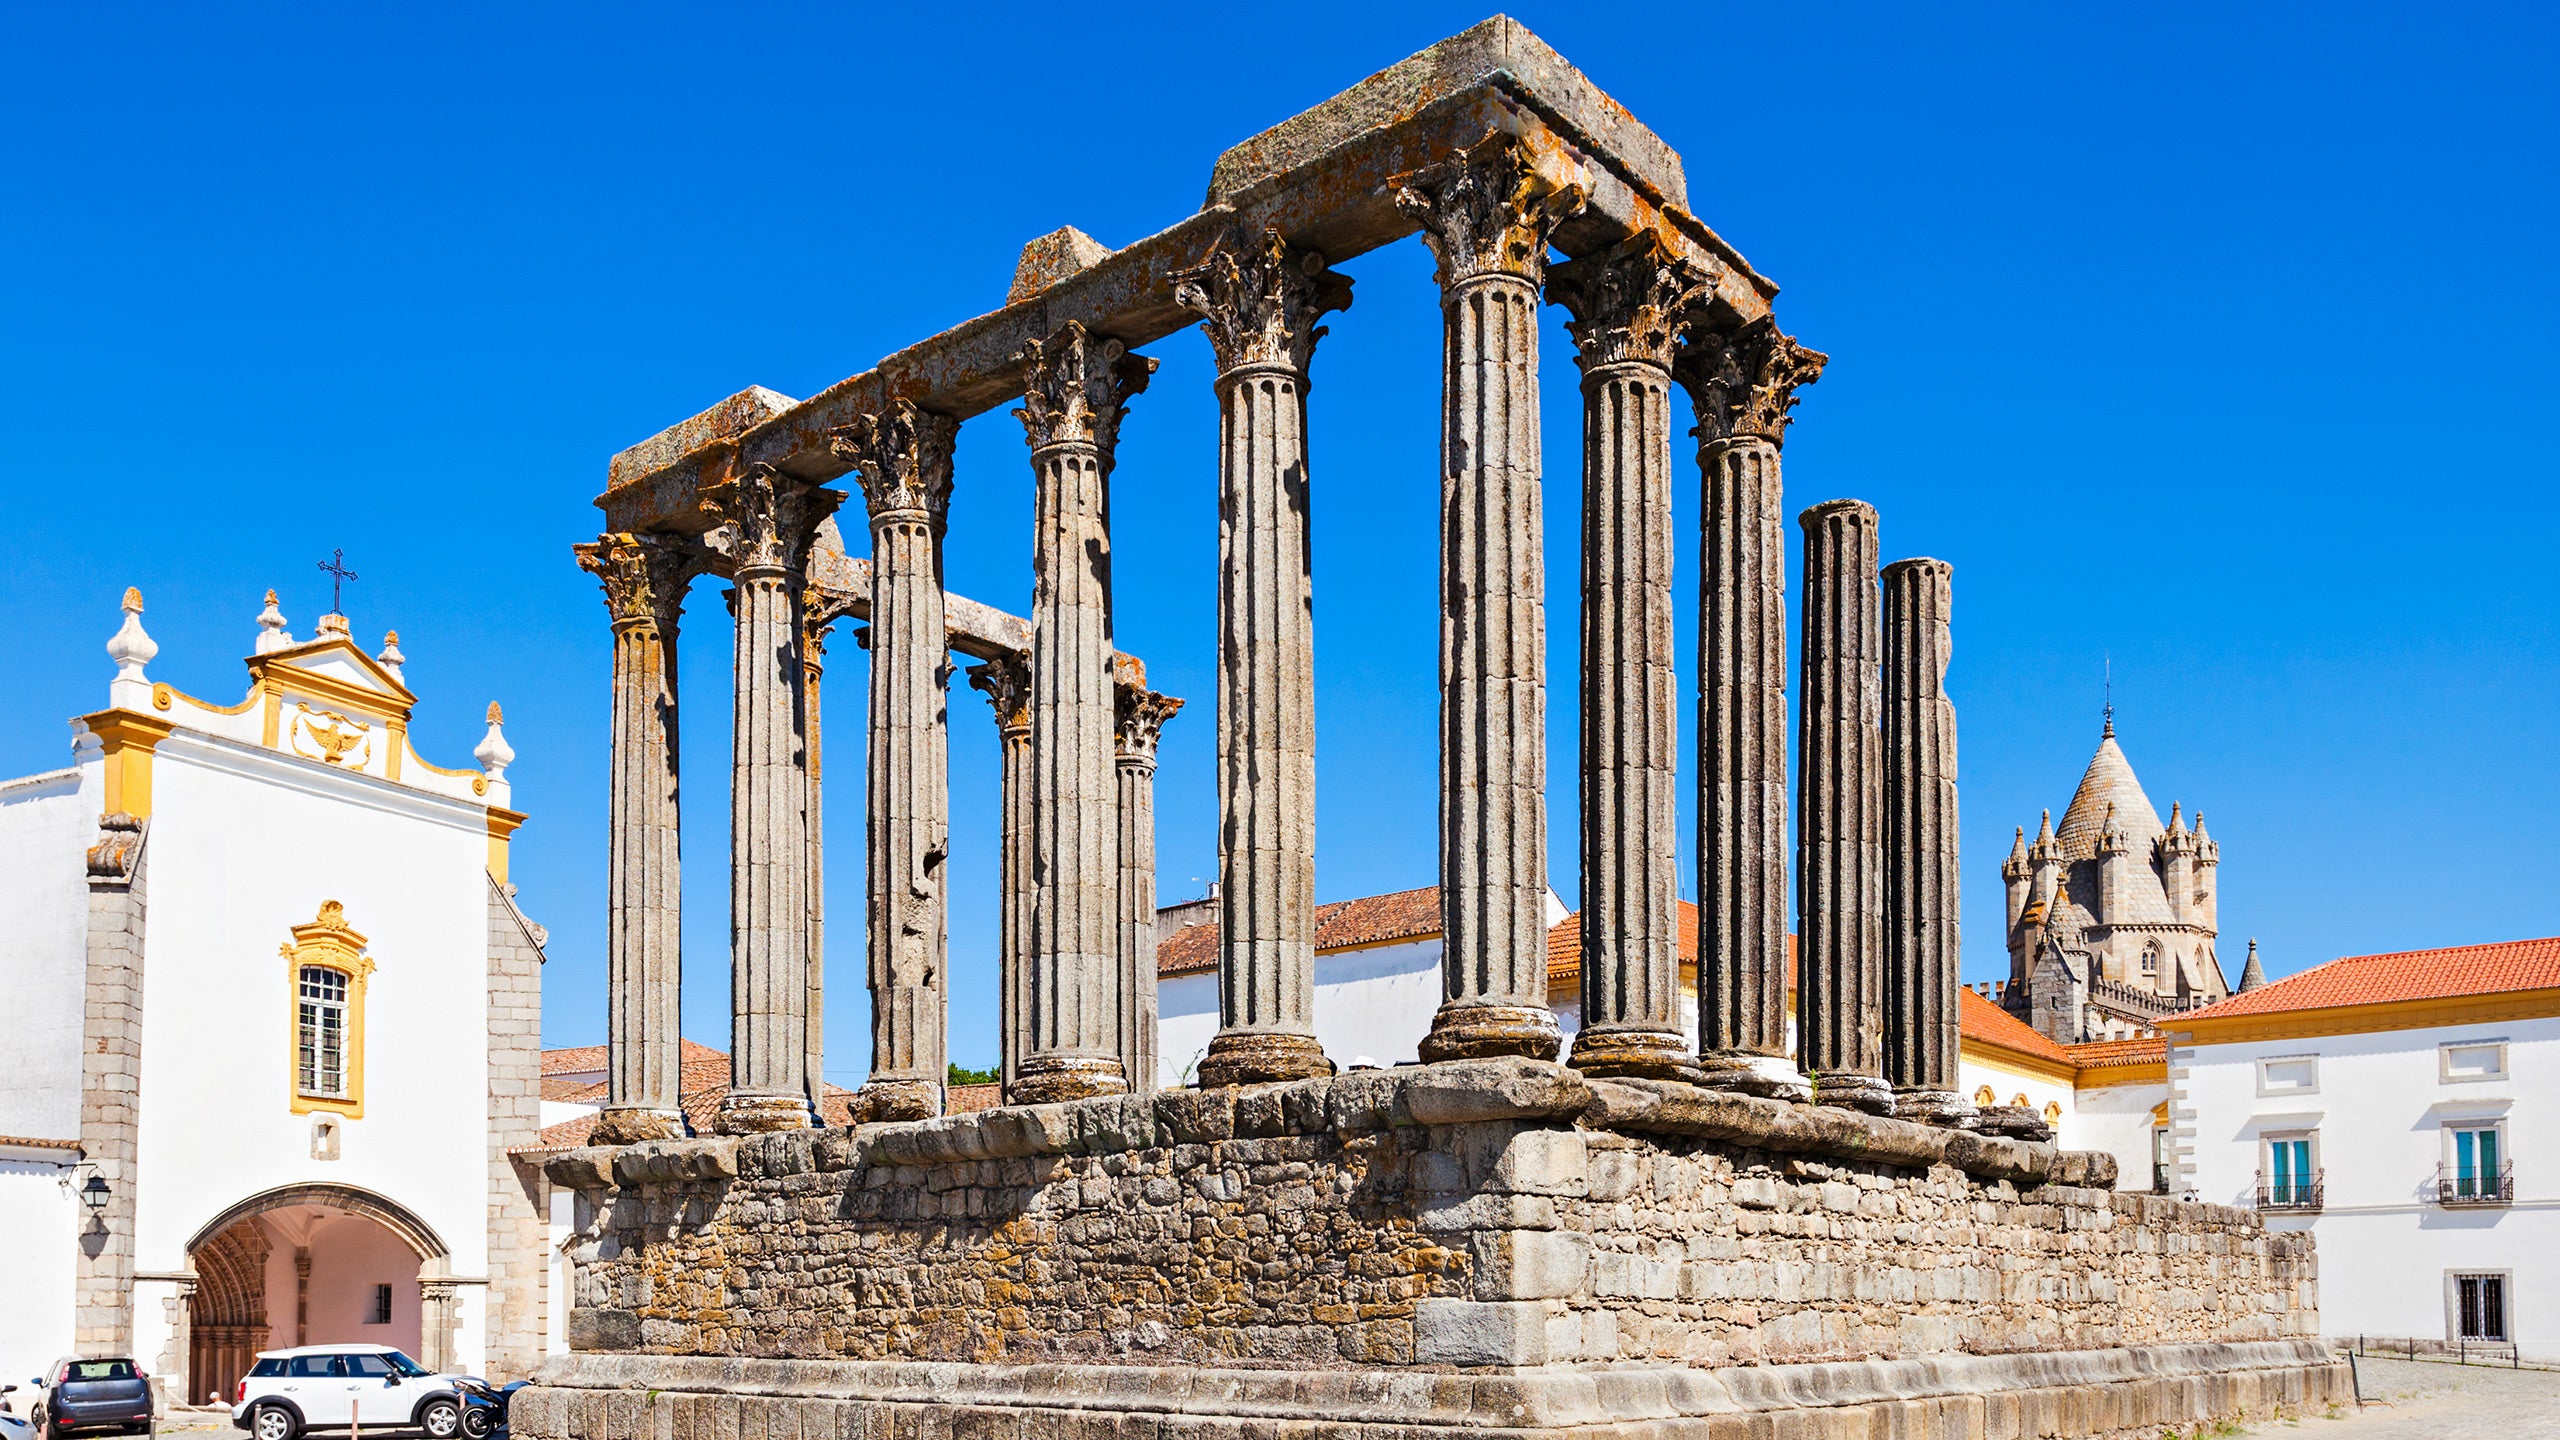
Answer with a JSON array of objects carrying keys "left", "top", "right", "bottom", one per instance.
[{"left": 228, "top": 1347, "right": 460, "bottom": 1440}]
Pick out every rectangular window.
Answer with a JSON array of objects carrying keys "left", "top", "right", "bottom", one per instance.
[
  {"left": 2455, "top": 1274, "right": 2508, "bottom": 1341},
  {"left": 2151, "top": 1127, "right": 2172, "bottom": 1195},
  {"left": 369, "top": 1285, "right": 393, "bottom": 1325},
  {"left": 297, "top": 966, "right": 349, "bottom": 1098},
  {"left": 2263, "top": 1135, "right": 2319, "bottom": 1207},
  {"left": 2442, "top": 1125, "right": 2510, "bottom": 1203},
  {"left": 2258, "top": 1055, "right": 2318, "bottom": 1095},
  {"left": 2441, "top": 1041, "right": 2508, "bottom": 1083}
]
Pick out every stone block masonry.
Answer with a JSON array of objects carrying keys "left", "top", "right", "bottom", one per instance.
[{"left": 523, "top": 1060, "right": 2341, "bottom": 1436}]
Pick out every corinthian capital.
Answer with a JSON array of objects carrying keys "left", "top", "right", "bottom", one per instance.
[
  {"left": 1391, "top": 131, "right": 1586, "bottom": 289},
  {"left": 830, "top": 399, "right": 958, "bottom": 529},
  {"left": 574, "top": 531, "right": 695, "bottom": 632},
  {"left": 1012, "top": 322, "right": 1156, "bottom": 456},
  {"left": 699, "top": 462, "right": 842, "bottom": 578},
  {"left": 967, "top": 651, "right": 1033, "bottom": 735},
  {"left": 1115, "top": 684, "right": 1183, "bottom": 766},
  {"left": 1546, "top": 232, "right": 1714, "bottom": 374},
  {"left": 1674, "top": 316, "right": 1829, "bottom": 448},
  {"left": 1171, "top": 224, "right": 1354, "bottom": 375}
]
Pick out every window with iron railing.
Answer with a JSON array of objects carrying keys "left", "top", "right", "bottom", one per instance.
[
  {"left": 2439, "top": 1128, "right": 2512, "bottom": 1204},
  {"left": 2258, "top": 1136, "right": 2322, "bottom": 1209}
]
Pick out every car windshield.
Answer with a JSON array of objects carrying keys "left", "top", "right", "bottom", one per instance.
[
  {"left": 65, "top": 1362, "right": 138, "bottom": 1382},
  {"left": 381, "top": 1353, "right": 431, "bottom": 1378}
]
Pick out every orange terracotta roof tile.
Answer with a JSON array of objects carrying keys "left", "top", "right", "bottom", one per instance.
[
  {"left": 2179, "top": 935, "right": 2560, "bottom": 1022},
  {"left": 540, "top": 1038, "right": 726, "bottom": 1076},
  {"left": 948, "top": 1083, "right": 1003, "bottom": 1114},
  {"left": 516, "top": 1042, "right": 859, "bottom": 1150},
  {"left": 541, "top": 1075, "right": 609, "bottom": 1103},
  {"left": 1958, "top": 986, "right": 2074, "bottom": 1065},
  {"left": 1544, "top": 908, "right": 1797, "bottom": 984},
  {"left": 2066, "top": 1036, "right": 2167, "bottom": 1067},
  {"left": 1159, "top": 885, "right": 1445, "bottom": 977},
  {"left": 0, "top": 1134, "right": 82, "bottom": 1151}
]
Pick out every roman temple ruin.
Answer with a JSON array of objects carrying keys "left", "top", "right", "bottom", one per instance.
[{"left": 530, "top": 18, "right": 2343, "bottom": 1437}]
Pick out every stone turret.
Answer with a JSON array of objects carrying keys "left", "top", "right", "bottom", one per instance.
[
  {"left": 2001, "top": 826, "right": 2031, "bottom": 932},
  {"left": 2237, "top": 937, "right": 2266, "bottom": 992},
  {"left": 2004, "top": 718, "right": 2229, "bottom": 1041}
]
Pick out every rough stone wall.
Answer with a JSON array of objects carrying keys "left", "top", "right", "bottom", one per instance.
[
  {"left": 76, "top": 817, "right": 148, "bottom": 1353},
  {"left": 485, "top": 879, "right": 551, "bottom": 1378},
  {"left": 549, "top": 1063, "right": 2313, "bottom": 1373}
]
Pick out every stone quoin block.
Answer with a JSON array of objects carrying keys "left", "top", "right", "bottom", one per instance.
[{"left": 1413, "top": 1298, "right": 1550, "bottom": 1367}]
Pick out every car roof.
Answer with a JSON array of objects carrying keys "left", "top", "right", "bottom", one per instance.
[{"left": 251, "top": 1346, "right": 405, "bottom": 1358}]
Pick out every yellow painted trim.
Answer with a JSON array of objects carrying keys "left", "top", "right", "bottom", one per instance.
[
  {"left": 386, "top": 721, "right": 405, "bottom": 781},
  {"left": 79, "top": 710, "right": 174, "bottom": 819},
  {"left": 1959, "top": 1036, "right": 2078, "bottom": 1085},
  {"left": 487, "top": 806, "right": 527, "bottom": 886},
  {"left": 150, "top": 681, "right": 260, "bottom": 717},
  {"left": 2169, "top": 988, "right": 2560, "bottom": 1047},
  {"left": 282, "top": 901, "right": 375, "bottom": 1120},
  {"left": 2075, "top": 1060, "right": 2169, "bottom": 1088},
  {"left": 403, "top": 738, "right": 484, "bottom": 782},
  {"left": 254, "top": 663, "right": 414, "bottom": 726},
  {"left": 247, "top": 637, "right": 418, "bottom": 708},
  {"left": 261, "top": 690, "right": 282, "bottom": 747}
]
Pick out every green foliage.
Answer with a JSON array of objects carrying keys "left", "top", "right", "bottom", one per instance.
[{"left": 947, "top": 1062, "right": 999, "bottom": 1086}]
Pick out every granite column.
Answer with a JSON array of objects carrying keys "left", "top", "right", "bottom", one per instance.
[
  {"left": 1174, "top": 224, "right": 1351, "bottom": 1088},
  {"left": 1014, "top": 323, "right": 1153, "bottom": 1104},
  {"left": 1550, "top": 234, "right": 1704, "bottom": 1079},
  {"left": 833, "top": 401, "right": 959, "bottom": 1120},
  {"left": 705, "top": 463, "right": 841, "bottom": 1132},
  {"left": 1673, "top": 319, "right": 1826, "bottom": 1094},
  {"left": 1394, "top": 135, "right": 1576, "bottom": 1064},
  {"left": 1883, "top": 557, "right": 1968, "bottom": 1125},
  {"left": 968, "top": 653, "right": 1034, "bottom": 1094},
  {"left": 1115, "top": 684, "right": 1181, "bottom": 1094},
  {"left": 1797, "top": 498, "right": 1892, "bottom": 1114},
  {"left": 574, "top": 532, "right": 693, "bottom": 1143}
]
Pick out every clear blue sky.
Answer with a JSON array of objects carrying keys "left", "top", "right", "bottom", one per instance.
[{"left": 4, "top": 4, "right": 2552, "bottom": 1079}]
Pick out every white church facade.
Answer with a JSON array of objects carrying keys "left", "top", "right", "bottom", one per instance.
[{"left": 0, "top": 589, "right": 550, "bottom": 1402}]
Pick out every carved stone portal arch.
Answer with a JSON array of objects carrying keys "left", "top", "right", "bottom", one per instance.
[{"left": 181, "top": 1184, "right": 455, "bottom": 1402}]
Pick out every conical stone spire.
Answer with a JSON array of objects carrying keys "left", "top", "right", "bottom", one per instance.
[{"left": 2238, "top": 939, "right": 2267, "bottom": 992}]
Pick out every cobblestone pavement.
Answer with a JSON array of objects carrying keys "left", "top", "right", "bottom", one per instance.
[{"left": 2250, "top": 1356, "right": 2560, "bottom": 1440}]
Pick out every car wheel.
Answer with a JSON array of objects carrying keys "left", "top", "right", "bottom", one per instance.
[
  {"left": 459, "top": 1407, "right": 491, "bottom": 1440},
  {"left": 250, "top": 1405, "right": 297, "bottom": 1440},
  {"left": 418, "top": 1400, "right": 461, "bottom": 1440}
]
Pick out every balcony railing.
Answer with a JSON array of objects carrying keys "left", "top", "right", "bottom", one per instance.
[
  {"left": 2255, "top": 1169, "right": 2324, "bottom": 1211},
  {"left": 2436, "top": 1162, "right": 2515, "bottom": 1206}
]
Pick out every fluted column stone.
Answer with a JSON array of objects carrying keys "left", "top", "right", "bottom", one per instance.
[
  {"left": 800, "top": 602, "right": 835, "bottom": 1116},
  {"left": 1115, "top": 685, "right": 1181, "bottom": 1094},
  {"left": 832, "top": 400, "right": 959, "bottom": 1121},
  {"left": 1173, "top": 224, "right": 1351, "bottom": 1088},
  {"left": 1014, "top": 323, "right": 1154, "bottom": 1104},
  {"left": 1797, "top": 498, "right": 1892, "bottom": 1114},
  {"left": 1394, "top": 134, "right": 1577, "bottom": 1064},
  {"left": 1674, "top": 318, "right": 1826, "bottom": 1095},
  {"left": 705, "top": 462, "right": 842, "bottom": 1133},
  {"left": 968, "top": 653, "right": 1035, "bottom": 1094},
  {"left": 1883, "top": 557, "right": 1969, "bottom": 1125},
  {"left": 1549, "top": 233, "right": 1707, "bottom": 1080},
  {"left": 574, "top": 532, "right": 694, "bottom": 1144}
]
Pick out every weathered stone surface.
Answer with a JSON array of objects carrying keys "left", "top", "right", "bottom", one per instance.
[
  {"left": 1797, "top": 498, "right": 1892, "bottom": 1115},
  {"left": 1114, "top": 686, "right": 1179, "bottom": 1094},
  {"left": 1007, "top": 226, "right": 1114, "bottom": 306},
  {"left": 1883, "top": 557, "right": 1965, "bottom": 1119},
  {"left": 522, "top": 1341, "right": 2346, "bottom": 1439},
  {"left": 967, "top": 652, "right": 1034, "bottom": 1092},
  {"left": 1177, "top": 225, "right": 1348, "bottom": 1089},
  {"left": 1402, "top": 1058, "right": 1589, "bottom": 1124}
]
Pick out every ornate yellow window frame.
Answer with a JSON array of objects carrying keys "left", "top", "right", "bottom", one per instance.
[{"left": 283, "top": 901, "right": 376, "bottom": 1118}]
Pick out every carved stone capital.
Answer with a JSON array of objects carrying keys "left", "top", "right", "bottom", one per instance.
[
  {"left": 1547, "top": 232, "right": 1713, "bottom": 374},
  {"left": 699, "top": 464, "right": 842, "bottom": 578},
  {"left": 1012, "top": 321, "right": 1155, "bottom": 456},
  {"left": 1391, "top": 132, "right": 1585, "bottom": 289},
  {"left": 1115, "top": 685, "right": 1183, "bottom": 766},
  {"left": 1674, "top": 316, "right": 1828, "bottom": 448},
  {"left": 968, "top": 651, "right": 1033, "bottom": 736},
  {"left": 575, "top": 532, "right": 695, "bottom": 633},
  {"left": 830, "top": 399, "right": 958, "bottom": 529},
  {"left": 1171, "top": 224, "right": 1354, "bottom": 375}
]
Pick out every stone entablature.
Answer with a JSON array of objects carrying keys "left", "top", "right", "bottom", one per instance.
[{"left": 541, "top": 1060, "right": 2315, "bottom": 1372}]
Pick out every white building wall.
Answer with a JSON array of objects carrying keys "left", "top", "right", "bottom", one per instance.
[
  {"left": 128, "top": 732, "right": 496, "bottom": 1373},
  {"left": 2067, "top": 1081, "right": 2166, "bottom": 1192},
  {"left": 2184, "top": 1015, "right": 2560, "bottom": 1361},
  {"left": 0, "top": 767, "right": 94, "bottom": 1143},
  {"left": 1156, "top": 939, "right": 1446, "bottom": 1089},
  {"left": 0, "top": 1159, "right": 80, "bottom": 1390}
]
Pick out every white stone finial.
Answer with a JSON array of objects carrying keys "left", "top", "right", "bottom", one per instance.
[
  {"left": 107, "top": 586, "right": 158, "bottom": 686},
  {"left": 376, "top": 630, "right": 406, "bottom": 682},
  {"left": 474, "top": 701, "right": 515, "bottom": 780},
  {"left": 256, "top": 589, "right": 295, "bottom": 654}
]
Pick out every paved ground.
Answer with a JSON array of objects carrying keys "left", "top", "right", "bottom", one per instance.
[{"left": 2246, "top": 1356, "right": 2560, "bottom": 1440}]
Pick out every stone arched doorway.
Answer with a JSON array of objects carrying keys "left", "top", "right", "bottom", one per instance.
[{"left": 183, "top": 1184, "right": 452, "bottom": 1405}]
